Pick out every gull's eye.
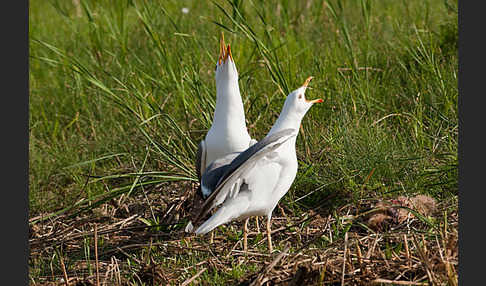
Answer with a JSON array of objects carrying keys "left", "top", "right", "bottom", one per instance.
[
  {"left": 298, "top": 94, "right": 303, "bottom": 99},
  {"left": 215, "top": 64, "right": 217, "bottom": 71}
]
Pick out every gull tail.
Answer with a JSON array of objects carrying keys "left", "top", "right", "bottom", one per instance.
[
  {"left": 184, "top": 221, "right": 194, "bottom": 233},
  {"left": 194, "top": 206, "right": 233, "bottom": 235}
]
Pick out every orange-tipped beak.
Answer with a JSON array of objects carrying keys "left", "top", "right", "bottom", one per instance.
[
  {"left": 307, "top": 98, "right": 324, "bottom": 104},
  {"left": 302, "top": 76, "right": 322, "bottom": 103},
  {"left": 218, "top": 32, "right": 233, "bottom": 65},
  {"left": 225, "top": 44, "right": 233, "bottom": 62}
]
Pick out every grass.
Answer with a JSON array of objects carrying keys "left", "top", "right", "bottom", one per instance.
[{"left": 29, "top": 0, "right": 458, "bottom": 284}]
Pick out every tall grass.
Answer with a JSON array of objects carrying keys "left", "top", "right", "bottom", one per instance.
[{"left": 29, "top": 0, "right": 457, "bottom": 220}]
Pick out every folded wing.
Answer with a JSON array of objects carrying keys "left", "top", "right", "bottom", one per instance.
[{"left": 194, "top": 128, "right": 296, "bottom": 226}]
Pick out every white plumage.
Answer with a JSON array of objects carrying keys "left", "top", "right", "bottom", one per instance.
[
  {"left": 196, "top": 33, "right": 257, "bottom": 190},
  {"left": 191, "top": 77, "right": 322, "bottom": 252}
]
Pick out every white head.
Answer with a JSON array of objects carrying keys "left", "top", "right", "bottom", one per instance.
[
  {"left": 211, "top": 33, "right": 248, "bottom": 132},
  {"left": 215, "top": 33, "right": 238, "bottom": 87},
  {"left": 269, "top": 77, "right": 323, "bottom": 134},
  {"left": 282, "top": 77, "right": 323, "bottom": 117}
]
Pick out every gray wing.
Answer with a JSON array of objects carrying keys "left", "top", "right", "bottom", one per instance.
[
  {"left": 195, "top": 128, "right": 297, "bottom": 223},
  {"left": 200, "top": 138, "right": 257, "bottom": 198},
  {"left": 200, "top": 152, "right": 240, "bottom": 198},
  {"left": 195, "top": 140, "right": 207, "bottom": 182}
]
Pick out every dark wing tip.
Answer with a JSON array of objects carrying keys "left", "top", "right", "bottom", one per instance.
[{"left": 196, "top": 140, "right": 206, "bottom": 182}]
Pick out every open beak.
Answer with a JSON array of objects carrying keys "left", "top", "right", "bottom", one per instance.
[
  {"left": 302, "top": 76, "right": 323, "bottom": 104},
  {"left": 218, "top": 32, "right": 232, "bottom": 64}
]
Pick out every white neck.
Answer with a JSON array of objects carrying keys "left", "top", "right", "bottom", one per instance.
[
  {"left": 268, "top": 104, "right": 302, "bottom": 136},
  {"left": 265, "top": 103, "right": 303, "bottom": 164},
  {"left": 213, "top": 78, "right": 247, "bottom": 131}
]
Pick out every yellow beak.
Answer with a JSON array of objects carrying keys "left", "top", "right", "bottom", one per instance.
[
  {"left": 218, "top": 32, "right": 233, "bottom": 64},
  {"left": 302, "top": 76, "right": 323, "bottom": 103}
]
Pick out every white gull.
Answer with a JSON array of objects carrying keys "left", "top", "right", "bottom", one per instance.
[{"left": 190, "top": 77, "right": 322, "bottom": 253}]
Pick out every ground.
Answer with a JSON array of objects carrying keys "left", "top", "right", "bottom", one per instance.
[{"left": 29, "top": 0, "right": 458, "bottom": 285}]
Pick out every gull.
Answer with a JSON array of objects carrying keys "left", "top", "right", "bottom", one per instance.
[
  {"left": 189, "top": 77, "right": 322, "bottom": 253},
  {"left": 196, "top": 33, "right": 257, "bottom": 188}
]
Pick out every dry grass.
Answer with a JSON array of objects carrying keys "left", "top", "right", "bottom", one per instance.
[
  {"left": 29, "top": 1, "right": 458, "bottom": 284},
  {"left": 29, "top": 182, "right": 458, "bottom": 285}
]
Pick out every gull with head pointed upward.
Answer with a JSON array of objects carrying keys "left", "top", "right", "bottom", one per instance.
[
  {"left": 189, "top": 77, "right": 322, "bottom": 253},
  {"left": 196, "top": 33, "right": 257, "bottom": 189}
]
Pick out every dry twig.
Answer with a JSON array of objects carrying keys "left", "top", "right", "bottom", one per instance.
[{"left": 181, "top": 267, "right": 207, "bottom": 286}]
